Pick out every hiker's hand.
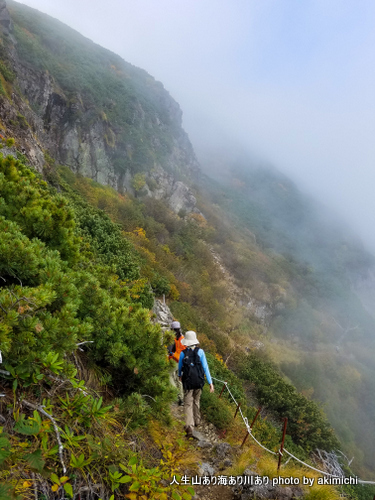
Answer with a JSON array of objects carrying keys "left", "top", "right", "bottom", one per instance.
[
  {"left": 179, "top": 376, "right": 182, "bottom": 381},
  {"left": 209, "top": 383, "right": 214, "bottom": 393}
]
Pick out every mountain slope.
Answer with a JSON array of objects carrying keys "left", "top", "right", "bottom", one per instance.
[
  {"left": 196, "top": 155, "right": 375, "bottom": 473},
  {"left": 1, "top": 0, "right": 199, "bottom": 214}
]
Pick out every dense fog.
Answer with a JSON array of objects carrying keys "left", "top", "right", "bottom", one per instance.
[{"left": 19, "top": 0, "right": 375, "bottom": 250}]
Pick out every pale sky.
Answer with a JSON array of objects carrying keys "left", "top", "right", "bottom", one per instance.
[{"left": 16, "top": 0, "right": 375, "bottom": 249}]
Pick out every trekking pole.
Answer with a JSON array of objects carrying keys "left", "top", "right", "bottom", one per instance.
[
  {"left": 218, "top": 381, "right": 227, "bottom": 399},
  {"left": 241, "top": 406, "right": 262, "bottom": 448},
  {"left": 234, "top": 402, "right": 241, "bottom": 419},
  {"left": 277, "top": 418, "right": 288, "bottom": 471}
]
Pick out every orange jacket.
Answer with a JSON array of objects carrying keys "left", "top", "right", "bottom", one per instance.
[{"left": 170, "top": 335, "right": 186, "bottom": 363}]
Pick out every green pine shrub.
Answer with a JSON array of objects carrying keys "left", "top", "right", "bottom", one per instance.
[
  {"left": 200, "top": 385, "right": 233, "bottom": 429},
  {"left": 238, "top": 352, "right": 340, "bottom": 452},
  {"left": 150, "top": 272, "right": 170, "bottom": 296},
  {"left": 205, "top": 352, "right": 247, "bottom": 406},
  {"left": 0, "top": 155, "right": 172, "bottom": 404},
  {"left": 0, "top": 217, "right": 89, "bottom": 380},
  {"left": 0, "top": 155, "right": 79, "bottom": 262},
  {"left": 72, "top": 201, "right": 140, "bottom": 281}
]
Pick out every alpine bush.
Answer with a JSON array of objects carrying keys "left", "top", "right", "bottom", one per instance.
[{"left": 0, "top": 155, "right": 172, "bottom": 404}]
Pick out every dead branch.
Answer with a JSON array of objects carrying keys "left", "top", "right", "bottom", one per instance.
[
  {"left": 313, "top": 449, "right": 345, "bottom": 477},
  {"left": 76, "top": 341, "right": 94, "bottom": 352},
  {"left": 47, "top": 374, "right": 89, "bottom": 397},
  {"left": 22, "top": 399, "right": 67, "bottom": 474}
]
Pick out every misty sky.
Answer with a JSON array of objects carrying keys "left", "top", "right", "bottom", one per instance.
[{"left": 18, "top": 0, "right": 375, "bottom": 249}]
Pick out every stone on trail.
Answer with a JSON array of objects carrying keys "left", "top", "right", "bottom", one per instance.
[
  {"left": 198, "top": 462, "right": 215, "bottom": 476},
  {"left": 215, "top": 442, "right": 233, "bottom": 459}
]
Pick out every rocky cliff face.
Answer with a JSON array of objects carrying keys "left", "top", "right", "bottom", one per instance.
[
  {"left": 0, "top": 0, "right": 200, "bottom": 214},
  {"left": 0, "top": 0, "right": 11, "bottom": 35}
]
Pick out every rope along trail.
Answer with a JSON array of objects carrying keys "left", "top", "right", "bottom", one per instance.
[{"left": 210, "top": 376, "right": 375, "bottom": 485}]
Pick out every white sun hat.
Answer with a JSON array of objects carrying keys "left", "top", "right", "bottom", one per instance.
[{"left": 181, "top": 330, "right": 200, "bottom": 347}]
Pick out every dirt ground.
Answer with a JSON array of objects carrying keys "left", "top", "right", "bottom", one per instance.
[{"left": 170, "top": 403, "right": 237, "bottom": 500}]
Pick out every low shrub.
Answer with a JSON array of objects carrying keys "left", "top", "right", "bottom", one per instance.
[{"left": 200, "top": 386, "right": 233, "bottom": 429}]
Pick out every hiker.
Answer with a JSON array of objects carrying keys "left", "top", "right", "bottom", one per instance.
[
  {"left": 178, "top": 331, "right": 214, "bottom": 438},
  {"left": 168, "top": 321, "right": 186, "bottom": 405}
]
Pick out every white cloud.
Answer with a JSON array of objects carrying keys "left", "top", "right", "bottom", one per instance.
[{"left": 15, "top": 0, "right": 375, "bottom": 248}]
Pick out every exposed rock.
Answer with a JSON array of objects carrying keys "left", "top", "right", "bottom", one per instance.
[
  {"left": 0, "top": 10, "right": 201, "bottom": 215},
  {"left": 209, "top": 246, "right": 278, "bottom": 330},
  {"left": 192, "top": 430, "right": 213, "bottom": 449},
  {"left": 198, "top": 462, "right": 215, "bottom": 476},
  {"left": 232, "top": 478, "right": 305, "bottom": 500},
  {"left": 246, "top": 340, "right": 265, "bottom": 351},
  {"left": 245, "top": 298, "right": 272, "bottom": 324},
  {"left": 243, "top": 469, "right": 257, "bottom": 476},
  {"left": 197, "top": 439, "right": 213, "bottom": 449},
  {"left": 215, "top": 442, "right": 233, "bottom": 459},
  {"left": 146, "top": 164, "right": 198, "bottom": 214},
  {"left": 277, "top": 487, "right": 304, "bottom": 499},
  {"left": 168, "top": 181, "right": 197, "bottom": 213},
  {"left": 0, "top": 1, "right": 12, "bottom": 35},
  {"left": 0, "top": 145, "right": 16, "bottom": 158},
  {"left": 152, "top": 299, "right": 173, "bottom": 330},
  {"left": 0, "top": 94, "right": 45, "bottom": 170}
]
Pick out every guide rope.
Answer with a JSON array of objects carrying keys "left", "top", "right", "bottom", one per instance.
[
  {"left": 210, "top": 376, "right": 375, "bottom": 484},
  {"left": 248, "top": 427, "right": 278, "bottom": 456}
]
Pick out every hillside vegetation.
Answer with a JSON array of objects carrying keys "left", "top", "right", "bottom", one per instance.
[
  {"left": 0, "top": 148, "right": 356, "bottom": 499},
  {"left": 197, "top": 160, "right": 375, "bottom": 474},
  {"left": 58, "top": 164, "right": 340, "bottom": 454}
]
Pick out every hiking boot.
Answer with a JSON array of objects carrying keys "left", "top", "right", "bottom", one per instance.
[{"left": 185, "top": 426, "right": 194, "bottom": 438}]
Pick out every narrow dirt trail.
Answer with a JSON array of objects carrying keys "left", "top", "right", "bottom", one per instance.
[{"left": 171, "top": 403, "right": 236, "bottom": 500}]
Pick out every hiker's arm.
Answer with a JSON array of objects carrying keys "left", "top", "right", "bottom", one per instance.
[
  {"left": 199, "top": 350, "right": 213, "bottom": 388},
  {"left": 178, "top": 351, "right": 184, "bottom": 378},
  {"left": 167, "top": 338, "right": 176, "bottom": 361}
]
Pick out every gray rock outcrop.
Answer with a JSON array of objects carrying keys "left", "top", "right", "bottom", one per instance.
[
  {"left": 0, "top": 3, "right": 201, "bottom": 215},
  {"left": 0, "top": 0, "right": 12, "bottom": 35},
  {"left": 152, "top": 299, "right": 174, "bottom": 331},
  {"left": 215, "top": 442, "right": 233, "bottom": 459},
  {"left": 232, "top": 477, "right": 304, "bottom": 500},
  {"left": 145, "top": 164, "right": 198, "bottom": 214},
  {"left": 198, "top": 462, "right": 215, "bottom": 476}
]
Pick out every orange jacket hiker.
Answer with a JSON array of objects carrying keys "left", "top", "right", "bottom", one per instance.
[
  {"left": 169, "top": 321, "right": 186, "bottom": 362},
  {"left": 170, "top": 334, "right": 186, "bottom": 362}
]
